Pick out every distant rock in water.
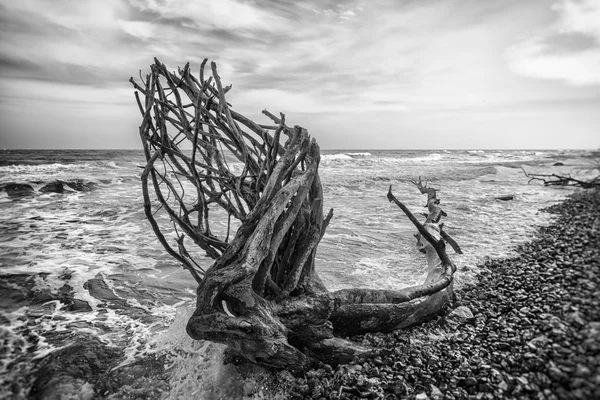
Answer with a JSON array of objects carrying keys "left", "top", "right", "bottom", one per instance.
[
  {"left": 495, "top": 195, "right": 514, "bottom": 201},
  {"left": 65, "top": 179, "right": 98, "bottom": 192},
  {"left": 1, "top": 180, "right": 98, "bottom": 201},
  {"left": 39, "top": 181, "right": 66, "bottom": 193},
  {"left": 84, "top": 277, "right": 123, "bottom": 303},
  {"left": 1, "top": 183, "right": 34, "bottom": 198},
  {"left": 35, "top": 180, "right": 99, "bottom": 194},
  {"left": 553, "top": 162, "right": 564, "bottom": 166}
]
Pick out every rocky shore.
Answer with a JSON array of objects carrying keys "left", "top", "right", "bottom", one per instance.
[
  {"left": 7, "top": 190, "right": 598, "bottom": 399},
  {"left": 286, "top": 189, "right": 600, "bottom": 400}
]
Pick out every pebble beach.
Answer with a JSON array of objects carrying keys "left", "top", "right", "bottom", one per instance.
[{"left": 286, "top": 188, "right": 600, "bottom": 400}]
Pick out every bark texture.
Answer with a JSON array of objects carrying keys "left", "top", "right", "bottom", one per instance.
[{"left": 130, "top": 59, "right": 461, "bottom": 370}]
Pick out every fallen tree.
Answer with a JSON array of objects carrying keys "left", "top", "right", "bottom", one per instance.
[
  {"left": 522, "top": 164, "right": 600, "bottom": 189},
  {"left": 129, "top": 59, "right": 460, "bottom": 371}
]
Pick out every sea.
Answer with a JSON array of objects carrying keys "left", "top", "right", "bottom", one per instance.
[{"left": 0, "top": 148, "right": 597, "bottom": 399}]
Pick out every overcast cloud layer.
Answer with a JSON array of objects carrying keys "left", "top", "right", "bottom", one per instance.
[{"left": 0, "top": 0, "right": 599, "bottom": 149}]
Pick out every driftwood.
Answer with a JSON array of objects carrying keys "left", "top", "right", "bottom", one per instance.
[
  {"left": 130, "top": 59, "right": 461, "bottom": 371},
  {"left": 522, "top": 167, "right": 600, "bottom": 189}
]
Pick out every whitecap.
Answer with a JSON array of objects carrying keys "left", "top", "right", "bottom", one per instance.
[
  {"left": 345, "top": 152, "right": 372, "bottom": 157},
  {"left": 97, "top": 161, "right": 119, "bottom": 169},
  {"left": 407, "top": 153, "right": 443, "bottom": 163},
  {"left": 322, "top": 154, "right": 353, "bottom": 162}
]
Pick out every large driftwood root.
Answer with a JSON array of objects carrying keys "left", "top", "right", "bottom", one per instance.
[{"left": 130, "top": 59, "right": 460, "bottom": 370}]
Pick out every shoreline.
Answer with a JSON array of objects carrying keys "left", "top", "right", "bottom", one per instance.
[
  {"left": 7, "top": 189, "right": 598, "bottom": 399},
  {"left": 285, "top": 188, "right": 600, "bottom": 400}
]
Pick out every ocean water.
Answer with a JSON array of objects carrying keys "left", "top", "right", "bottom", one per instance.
[{"left": 0, "top": 148, "right": 597, "bottom": 398}]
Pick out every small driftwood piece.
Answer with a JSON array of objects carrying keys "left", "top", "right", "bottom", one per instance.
[
  {"left": 409, "top": 177, "right": 462, "bottom": 255},
  {"left": 130, "top": 59, "right": 461, "bottom": 371}
]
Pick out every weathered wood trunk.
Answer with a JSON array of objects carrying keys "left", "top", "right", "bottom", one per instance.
[{"left": 130, "top": 59, "right": 461, "bottom": 370}]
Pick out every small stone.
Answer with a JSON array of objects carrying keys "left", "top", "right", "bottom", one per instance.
[
  {"left": 463, "top": 377, "right": 477, "bottom": 387},
  {"left": 516, "top": 376, "right": 529, "bottom": 386},
  {"left": 298, "top": 384, "right": 310, "bottom": 395},
  {"left": 574, "top": 364, "right": 591, "bottom": 377},
  {"left": 356, "top": 374, "right": 366, "bottom": 387},
  {"left": 391, "top": 380, "right": 408, "bottom": 397},
  {"left": 415, "top": 393, "right": 428, "bottom": 400},
  {"left": 547, "top": 365, "right": 567, "bottom": 382},
  {"left": 478, "top": 383, "right": 493, "bottom": 393},
  {"left": 430, "top": 384, "right": 443, "bottom": 400},
  {"left": 347, "top": 364, "right": 362, "bottom": 373},
  {"left": 589, "top": 322, "right": 600, "bottom": 333},
  {"left": 568, "top": 312, "right": 586, "bottom": 328},
  {"left": 307, "top": 369, "right": 325, "bottom": 379},
  {"left": 448, "top": 306, "right": 475, "bottom": 324},
  {"left": 242, "top": 381, "right": 257, "bottom": 396},
  {"left": 495, "top": 195, "right": 514, "bottom": 201}
]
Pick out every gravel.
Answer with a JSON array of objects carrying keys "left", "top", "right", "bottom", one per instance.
[{"left": 285, "top": 189, "right": 600, "bottom": 400}]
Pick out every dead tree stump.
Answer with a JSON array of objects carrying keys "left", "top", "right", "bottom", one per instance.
[{"left": 130, "top": 59, "right": 461, "bottom": 371}]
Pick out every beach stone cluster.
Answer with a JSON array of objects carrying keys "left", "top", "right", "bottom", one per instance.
[{"left": 286, "top": 189, "right": 599, "bottom": 400}]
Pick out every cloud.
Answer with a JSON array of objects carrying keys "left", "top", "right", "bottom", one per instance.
[
  {"left": 0, "top": 0, "right": 598, "bottom": 150},
  {"left": 506, "top": 0, "right": 600, "bottom": 85},
  {"left": 0, "top": 54, "right": 127, "bottom": 87},
  {"left": 127, "top": 0, "right": 290, "bottom": 32},
  {"left": 0, "top": 0, "right": 520, "bottom": 110},
  {"left": 0, "top": 0, "right": 579, "bottom": 108},
  {"left": 0, "top": 1, "right": 146, "bottom": 88}
]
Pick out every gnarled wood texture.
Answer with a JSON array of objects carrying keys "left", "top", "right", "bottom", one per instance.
[{"left": 130, "top": 59, "right": 461, "bottom": 370}]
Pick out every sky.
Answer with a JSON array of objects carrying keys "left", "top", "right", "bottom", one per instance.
[{"left": 0, "top": 0, "right": 599, "bottom": 150}]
